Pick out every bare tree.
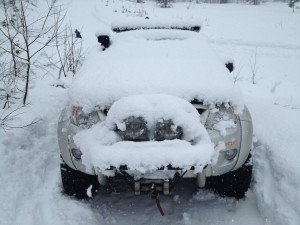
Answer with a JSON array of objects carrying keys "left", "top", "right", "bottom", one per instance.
[
  {"left": 249, "top": 49, "right": 258, "bottom": 84},
  {"left": 0, "top": 103, "right": 39, "bottom": 131},
  {"left": 157, "top": 0, "right": 173, "bottom": 8},
  {"left": 44, "top": 24, "right": 84, "bottom": 81},
  {"left": 0, "top": 0, "right": 65, "bottom": 105},
  {"left": 0, "top": 0, "right": 65, "bottom": 129},
  {"left": 232, "top": 63, "right": 243, "bottom": 84},
  {"left": 289, "top": 0, "right": 295, "bottom": 12},
  {"left": 54, "top": 24, "right": 84, "bottom": 79}
]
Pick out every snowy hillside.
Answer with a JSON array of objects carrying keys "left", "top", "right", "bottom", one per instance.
[{"left": 0, "top": 1, "right": 299, "bottom": 225}]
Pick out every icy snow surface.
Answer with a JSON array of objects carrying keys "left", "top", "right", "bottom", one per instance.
[
  {"left": 74, "top": 94, "right": 216, "bottom": 173},
  {"left": 69, "top": 28, "right": 244, "bottom": 112}
]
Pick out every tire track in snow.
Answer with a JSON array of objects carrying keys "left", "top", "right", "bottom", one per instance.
[{"left": 209, "top": 38, "right": 300, "bottom": 51}]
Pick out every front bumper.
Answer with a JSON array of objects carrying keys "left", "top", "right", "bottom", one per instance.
[{"left": 58, "top": 106, "right": 252, "bottom": 179}]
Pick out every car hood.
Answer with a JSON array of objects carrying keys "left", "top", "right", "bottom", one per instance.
[{"left": 69, "top": 30, "right": 244, "bottom": 113}]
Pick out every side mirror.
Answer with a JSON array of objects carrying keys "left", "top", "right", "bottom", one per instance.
[
  {"left": 225, "top": 61, "right": 234, "bottom": 73},
  {"left": 97, "top": 35, "right": 110, "bottom": 49}
]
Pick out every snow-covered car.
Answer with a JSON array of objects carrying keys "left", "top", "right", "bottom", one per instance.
[{"left": 58, "top": 20, "right": 253, "bottom": 199}]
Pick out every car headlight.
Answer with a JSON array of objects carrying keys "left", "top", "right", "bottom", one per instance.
[
  {"left": 225, "top": 148, "right": 238, "bottom": 160},
  {"left": 205, "top": 105, "right": 236, "bottom": 130},
  {"left": 118, "top": 116, "right": 149, "bottom": 141},
  {"left": 155, "top": 119, "right": 183, "bottom": 141},
  {"left": 71, "top": 148, "right": 82, "bottom": 160},
  {"left": 71, "top": 106, "right": 101, "bottom": 128}
]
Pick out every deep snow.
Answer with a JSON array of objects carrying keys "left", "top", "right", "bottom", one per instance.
[{"left": 0, "top": 1, "right": 299, "bottom": 225}]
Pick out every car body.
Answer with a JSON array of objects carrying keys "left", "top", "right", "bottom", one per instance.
[{"left": 58, "top": 20, "right": 253, "bottom": 198}]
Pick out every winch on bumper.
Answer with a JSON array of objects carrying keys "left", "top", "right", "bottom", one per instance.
[
  {"left": 95, "top": 164, "right": 208, "bottom": 195},
  {"left": 58, "top": 104, "right": 253, "bottom": 198}
]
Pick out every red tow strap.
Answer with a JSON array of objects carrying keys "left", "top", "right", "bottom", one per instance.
[
  {"left": 155, "top": 195, "right": 165, "bottom": 216},
  {"left": 149, "top": 184, "right": 165, "bottom": 216}
]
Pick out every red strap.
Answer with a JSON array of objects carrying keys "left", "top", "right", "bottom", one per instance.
[{"left": 155, "top": 196, "right": 165, "bottom": 216}]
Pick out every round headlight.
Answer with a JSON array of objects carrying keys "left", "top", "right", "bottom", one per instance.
[
  {"left": 155, "top": 119, "right": 183, "bottom": 141},
  {"left": 118, "top": 116, "right": 149, "bottom": 141},
  {"left": 205, "top": 105, "right": 236, "bottom": 131},
  {"left": 71, "top": 148, "right": 82, "bottom": 160},
  {"left": 71, "top": 106, "right": 101, "bottom": 128},
  {"left": 225, "top": 148, "right": 238, "bottom": 160}
]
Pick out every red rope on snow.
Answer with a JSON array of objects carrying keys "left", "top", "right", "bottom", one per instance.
[{"left": 155, "top": 196, "right": 165, "bottom": 216}]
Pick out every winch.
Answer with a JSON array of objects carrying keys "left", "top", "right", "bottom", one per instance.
[
  {"left": 134, "top": 179, "right": 170, "bottom": 196},
  {"left": 134, "top": 180, "right": 168, "bottom": 216}
]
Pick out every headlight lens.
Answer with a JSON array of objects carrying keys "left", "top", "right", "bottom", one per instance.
[
  {"left": 71, "top": 148, "right": 82, "bottom": 160},
  {"left": 225, "top": 148, "right": 238, "bottom": 160},
  {"left": 118, "top": 116, "right": 149, "bottom": 141},
  {"left": 155, "top": 119, "right": 183, "bottom": 141},
  {"left": 205, "top": 105, "right": 236, "bottom": 131},
  {"left": 71, "top": 106, "right": 100, "bottom": 128}
]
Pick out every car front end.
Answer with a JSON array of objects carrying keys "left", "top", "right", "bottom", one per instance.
[
  {"left": 58, "top": 21, "right": 253, "bottom": 199},
  {"left": 58, "top": 100, "right": 252, "bottom": 198}
]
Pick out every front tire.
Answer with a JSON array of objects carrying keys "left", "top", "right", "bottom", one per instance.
[
  {"left": 60, "top": 160, "right": 100, "bottom": 198},
  {"left": 206, "top": 155, "right": 252, "bottom": 199}
]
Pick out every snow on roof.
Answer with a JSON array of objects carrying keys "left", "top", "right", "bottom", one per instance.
[
  {"left": 110, "top": 18, "right": 201, "bottom": 32},
  {"left": 69, "top": 29, "right": 244, "bottom": 112}
]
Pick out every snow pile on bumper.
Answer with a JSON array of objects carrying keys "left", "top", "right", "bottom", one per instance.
[{"left": 74, "top": 94, "right": 217, "bottom": 173}]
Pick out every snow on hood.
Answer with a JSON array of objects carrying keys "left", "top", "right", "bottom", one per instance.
[
  {"left": 69, "top": 29, "right": 244, "bottom": 112},
  {"left": 73, "top": 94, "right": 218, "bottom": 173}
]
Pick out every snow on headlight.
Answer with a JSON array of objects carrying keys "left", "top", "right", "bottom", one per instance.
[
  {"left": 73, "top": 94, "right": 218, "bottom": 173},
  {"left": 71, "top": 106, "right": 101, "bottom": 128},
  {"left": 205, "top": 105, "right": 237, "bottom": 136}
]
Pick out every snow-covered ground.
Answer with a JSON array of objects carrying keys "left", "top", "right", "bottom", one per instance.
[{"left": 0, "top": 1, "right": 299, "bottom": 225}]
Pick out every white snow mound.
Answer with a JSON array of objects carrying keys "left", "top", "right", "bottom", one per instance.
[
  {"left": 106, "top": 94, "right": 205, "bottom": 142},
  {"left": 74, "top": 94, "right": 217, "bottom": 174},
  {"left": 69, "top": 30, "right": 244, "bottom": 113}
]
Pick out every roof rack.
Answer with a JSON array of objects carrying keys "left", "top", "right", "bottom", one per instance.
[
  {"left": 112, "top": 25, "right": 200, "bottom": 33},
  {"left": 111, "top": 19, "right": 201, "bottom": 33}
]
